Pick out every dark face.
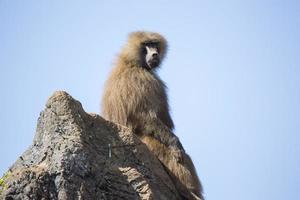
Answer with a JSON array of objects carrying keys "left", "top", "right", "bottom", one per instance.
[{"left": 141, "top": 41, "right": 161, "bottom": 70}]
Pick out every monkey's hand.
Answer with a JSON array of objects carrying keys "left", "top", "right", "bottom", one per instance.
[
  {"left": 150, "top": 126, "right": 184, "bottom": 150},
  {"left": 170, "top": 147, "right": 184, "bottom": 163}
]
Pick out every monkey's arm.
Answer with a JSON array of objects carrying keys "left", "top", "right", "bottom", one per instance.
[
  {"left": 141, "top": 113, "right": 184, "bottom": 151},
  {"left": 158, "top": 108, "right": 174, "bottom": 130},
  {"left": 141, "top": 115, "right": 185, "bottom": 163}
]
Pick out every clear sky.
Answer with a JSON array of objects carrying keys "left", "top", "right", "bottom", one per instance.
[{"left": 0, "top": 1, "right": 299, "bottom": 199}]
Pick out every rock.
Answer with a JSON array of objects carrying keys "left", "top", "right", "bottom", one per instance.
[{"left": 0, "top": 91, "right": 184, "bottom": 200}]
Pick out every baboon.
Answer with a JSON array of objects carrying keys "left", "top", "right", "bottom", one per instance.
[{"left": 101, "top": 31, "right": 203, "bottom": 199}]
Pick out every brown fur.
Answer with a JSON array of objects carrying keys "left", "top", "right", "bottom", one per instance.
[{"left": 102, "top": 31, "right": 203, "bottom": 199}]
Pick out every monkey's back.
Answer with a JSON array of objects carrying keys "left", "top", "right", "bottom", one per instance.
[{"left": 102, "top": 64, "right": 174, "bottom": 131}]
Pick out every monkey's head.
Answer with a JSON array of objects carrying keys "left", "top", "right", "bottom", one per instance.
[{"left": 119, "top": 31, "right": 168, "bottom": 71}]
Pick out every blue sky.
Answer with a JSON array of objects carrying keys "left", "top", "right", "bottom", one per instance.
[{"left": 0, "top": 1, "right": 299, "bottom": 199}]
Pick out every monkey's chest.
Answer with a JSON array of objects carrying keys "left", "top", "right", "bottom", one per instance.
[{"left": 128, "top": 78, "right": 164, "bottom": 112}]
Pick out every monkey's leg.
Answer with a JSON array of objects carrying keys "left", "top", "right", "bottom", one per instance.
[
  {"left": 143, "top": 117, "right": 184, "bottom": 150},
  {"left": 141, "top": 117, "right": 186, "bottom": 162}
]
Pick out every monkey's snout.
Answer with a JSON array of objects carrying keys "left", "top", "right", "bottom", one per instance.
[
  {"left": 151, "top": 53, "right": 160, "bottom": 63},
  {"left": 152, "top": 52, "right": 159, "bottom": 58}
]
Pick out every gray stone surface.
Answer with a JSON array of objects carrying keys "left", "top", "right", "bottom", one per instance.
[{"left": 0, "top": 91, "right": 182, "bottom": 200}]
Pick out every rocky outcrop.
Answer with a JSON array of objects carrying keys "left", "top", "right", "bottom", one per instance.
[{"left": 0, "top": 91, "right": 183, "bottom": 200}]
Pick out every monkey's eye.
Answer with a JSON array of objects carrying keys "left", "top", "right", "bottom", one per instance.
[
  {"left": 142, "top": 46, "right": 147, "bottom": 54},
  {"left": 156, "top": 47, "right": 160, "bottom": 54}
]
